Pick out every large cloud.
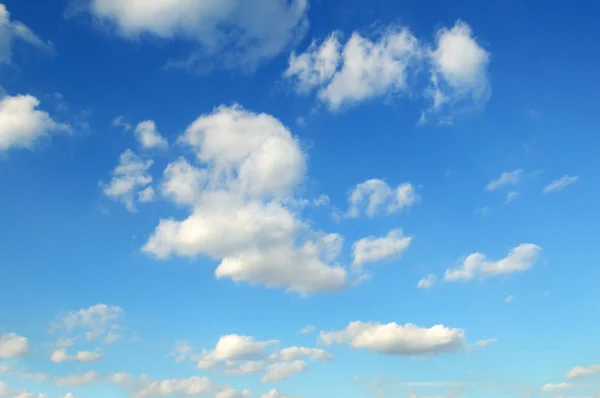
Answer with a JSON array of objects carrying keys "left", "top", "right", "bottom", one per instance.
[
  {"left": 319, "top": 322, "right": 467, "bottom": 356},
  {"left": 0, "top": 94, "right": 70, "bottom": 152},
  {"left": 70, "top": 0, "right": 308, "bottom": 70},
  {"left": 143, "top": 105, "right": 348, "bottom": 295},
  {"left": 0, "top": 3, "right": 54, "bottom": 64}
]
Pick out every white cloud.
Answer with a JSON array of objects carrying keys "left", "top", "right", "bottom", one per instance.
[
  {"left": 0, "top": 4, "right": 54, "bottom": 64},
  {"left": 62, "top": 394, "right": 77, "bottom": 398},
  {"left": 261, "top": 390, "right": 288, "bottom": 398},
  {"left": 417, "top": 275, "right": 436, "bottom": 289},
  {"left": 196, "top": 334, "right": 277, "bottom": 370},
  {"left": 132, "top": 375, "right": 217, "bottom": 398},
  {"left": 0, "top": 333, "right": 28, "bottom": 359},
  {"left": 134, "top": 120, "right": 168, "bottom": 149},
  {"left": 56, "top": 371, "right": 101, "bottom": 387},
  {"left": 505, "top": 295, "right": 515, "bottom": 303},
  {"left": 270, "top": 347, "right": 333, "bottom": 362},
  {"left": 352, "top": 228, "right": 412, "bottom": 271},
  {"left": 101, "top": 150, "right": 154, "bottom": 212},
  {"left": 473, "top": 338, "right": 497, "bottom": 348},
  {"left": 50, "top": 348, "right": 101, "bottom": 363},
  {"left": 347, "top": 179, "right": 420, "bottom": 218},
  {"left": 112, "top": 115, "right": 132, "bottom": 131},
  {"left": 423, "top": 20, "right": 490, "bottom": 122},
  {"left": 216, "top": 388, "right": 251, "bottom": 398},
  {"left": 261, "top": 360, "right": 308, "bottom": 383},
  {"left": 171, "top": 341, "right": 193, "bottom": 364},
  {"left": 286, "top": 27, "right": 421, "bottom": 110},
  {"left": 54, "top": 304, "right": 124, "bottom": 347},
  {"left": 224, "top": 360, "right": 264, "bottom": 375},
  {"left": 0, "top": 94, "right": 70, "bottom": 152},
  {"left": 143, "top": 105, "right": 348, "bottom": 295},
  {"left": 565, "top": 364, "right": 600, "bottom": 379},
  {"left": 485, "top": 169, "right": 524, "bottom": 191},
  {"left": 299, "top": 325, "right": 315, "bottom": 334},
  {"left": 541, "top": 383, "right": 571, "bottom": 393},
  {"left": 505, "top": 191, "right": 520, "bottom": 203},
  {"left": 319, "top": 321, "right": 467, "bottom": 356},
  {"left": 72, "top": 0, "right": 308, "bottom": 70},
  {"left": 444, "top": 243, "right": 542, "bottom": 282},
  {"left": 542, "top": 175, "right": 579, "bottom": 193}
]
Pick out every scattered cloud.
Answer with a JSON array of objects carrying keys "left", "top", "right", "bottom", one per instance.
[
  {"left": 0, "top": 3, "right": 54, "bottom": 64},
  {"left": 444, "top": 243, "right": 542, "bottom": 282},
  {"left": 171, "top": 341, "right": 193, "bottom": 364},
  {"left": 100, "top": 150, "right": 154, "bottom": 212},
  {"left": 565, "top": 364, "right": 600, "bottom": 379},
  {"left": 352, "top": 228, "right": 412, "bottom": 272},
  {"left": 262, "top": 360, "right": 308, "bottom": 383},
  {"left": 0, "top": 94, "right": 70, "bottom": 152},
  {"left": 133, "top": 120, "right": 168, "bottom": 150},
  {"left": 299, "top": 325, "right": 316, "bottom": 334},
  {"left": 346, "top": 179, "right": 420, "bottom": 218},
  {"left": 196, "top": 334, "right": 277, "bottom": 370},
  {"left": 505, "top": 295, "right": 515, "bottom": 303},
  {"left": 55, "top": 371, "right": 101, "bottom": 387},
  {"left": 505, "top": 191, "right": 520, "bottom": 203},
  {"left": 485, "top": 169, "right": 524, "bottom": 191},
  {"left": 320, "top": 321, "right": 467, "bottom": 356},
  {"left": 50, "top": 348, "right": 101, "bottom": 363},
  {"left": 0, "top": 333, "right": 28, "bottom": 359},
  {"left": 473, "top": 338, "right": 497, "bottom": 348},
  {"left": 70, "top": 0, "right": 308, "bottom": 71},
  {"left": 261, "top": 390, "right": 289, "bottom": 398},
  {"left": 417, "top": 275, "right": 436, "bottom": 289},
  {"left": 541, "top": 382, "right": 571, "bottom": 393},
  {"left": 269, "top": 347, "right": 333, "bottom": 362},
  {"left": 542, "top": 175, "right": 579, "bottom": 193}
]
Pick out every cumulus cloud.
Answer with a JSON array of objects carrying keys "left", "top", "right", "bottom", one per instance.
[
  {"left": 216, "top": 388, "right": 251, "bottom": 398},
  {"left": 444, "top": 243, "right": 542, "bottom": 282},
  {"left": 541, "top": 382, "right": 571, "bottom": 393},
  {"left": 0, "top": 4, "right": 54, "bottom": 64},
  {"left": 417, "top": 275, "right": 436, "bottom": 289},
  {"left": 485, "top": 169, "right": 525, "bottom": 191},
  {"left": 422, "top": 20, "right": 490, "bottom": 122},
  {"left": 262, "top": 360, "right": 308, "bottom": 383},
  {"left": 196, "top": 334, "right": 277, "bottom": 370},
  {"left": 133, "top": 120, "right": 168, "bottom": 149},
  {"left": 101, "top": 150, "right": 154, "bottom": 212},
  {"left": 0, "top": 333, "right": 28, "bottom": 359},
  {"left": 542, "top": 175, "right": 579, "bottom": 193},
  {"left": 50, "top": 348, "right": 101, "bottom": 363},
  {"left": 0, "top": 94, "right": 70, "bottom": 152},
  {"left": 55, "top": 371, "right": 101, "bottom": 387},
  {"left": 261, "top": 390, "right": 288, "bottom": 398},
  {"left": 224, "top": 360, "right": 264, "bottom": 375},
  {"left": 131, "top": 375, "right": 217, "bottom": 398},
  {"left": 0, "top": 382, "right": 48, "bottom": 398},
  {"left": 319, "top": 321, "right": 467, "bottom": 356},
  {"left": 53, "top": 304, "right": 124, "bottom": 346},
  {"left": 347, "top": 179, "right": 420, "bottom": 218},
  {"left": 143, "top": 105, "right": 348, "bottom": 295},
  {"left": 269, "top": 347, "right": 333, "bottom": 362},
  {"left": 70, "top": 0, "right": 308, "bottom": 71},
  {"left": 565, "top": 364, "right": 600, "bottom": 379},
  {"left": 352, "top": 228, "right": 412, "bottom": 271},
  {"left": 286, "top": 27, "right": 421, "bottom": 110}
]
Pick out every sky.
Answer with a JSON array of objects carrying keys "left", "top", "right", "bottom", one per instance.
[{"left": 0, "top": 0, "right": 599, "bottom": 397}]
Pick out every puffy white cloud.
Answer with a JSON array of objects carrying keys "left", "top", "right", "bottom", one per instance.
[
  {"left": 352, "top": 228, "right": 412, "bottom": 271},
  {"left": 50, "top": 348, "right": 101, "bottom": 363},
  {"left": 261, "top": 390, "right": 288, "bottom": 398},
  {"left": 56, "top": 371, "right": 101, "bottom": 387},
  {"left": 541, "top": 383, "right": 571, "bottom": 393},
  {"left": 423, "top": 20, "right": 490, "bottom": 122},
  {"left": 0, "top": 4, "right": 54, "bottom": 64},
  {"left": 143, "top": 105, "right": 348, "bottom": 295},
  {"left": 444, "top": 243, "right": 542, "bottom": 282},
  {"left": 261, "top": 360, "right": 308, "bottom": 383},
  {"left": 134, "top": 120, "right": 168, "bottom": 149},
  {"left": 417, "top": 275, "right": 436, "bottom": 289},
  {"left": 542, "top": 175, "right": 579, "bottom": 193},
  {"left": 286, "top": 27, "right": 421, "bottom": 110},
  {"left": 270, "top": 347, "right": 333, "bottom": 362},
  {"left": 565, "top": 364, "right": 600, "bottom": 379},
  {"left": 485, "top": 169, "right": 524, "bottom": 191},
  {"left": 319, "top": 321, "right": 467, "bottom": 356},
  {"left": 72, "top": 0, "right": 308, "bottom": 70},
  {"left": 196, "top": 334, "right": 277, "bottom": 369},
  {"left": 132, "top": 375, "right": 217, "bottom": 398},
  {"left": 347, "top": 179, "right": 420, "bottom": 218},
  {"left": 101, "top": 150, "right": 154, "bottom": 212},
  {"left": 299, "top": 325, "right": 315, "bottom": 334},
  {"left": 216, "top": 388, "right": 251, "bottom": 398},
  {"left": 0, "top": 332, "right": 28, "bottom": 359},
  {"left": 0, "top": 94, "right": 70, "bottom": 152},
  {"left": 62, "top": 394, "right": 78, "bottom": 398}
]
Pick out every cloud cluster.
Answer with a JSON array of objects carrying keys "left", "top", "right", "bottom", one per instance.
[{"left": 346, "top": 179, "right": 420, "bottom": 218}]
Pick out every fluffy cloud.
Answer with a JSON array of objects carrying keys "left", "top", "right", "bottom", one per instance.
[
  {"left": 417, "top": 275, "right": 436, "bottom": 289},
  {"left": 352, "top": 228, "right": 412, "bottom": 271},
  {"left": 347, "top": 179, "right": 420, "bottom": 218},
  {"left": 216, "top": 388, "right": 251, "bottom": 398},
  {"left": 71, "top": 0, "right": 308, "bottom": 70},
  {"left": 196, "top": 334, "right": 277, "bottom": 369},
  {"left": 101, "top": 150, "right": 154, "bottom": 212},
  {"left": 132, "top": 376, "right": 217, "bottom": 398},
  {"left": 224, "top": 360, "right": 264, "bottom": 375},
  {"left": 0, "top": 94, "right": 70, "bottom": 152},
  {"left": 0, "top": 3, "right": 54, "bottom": 64},
  {"left": 133, "top": 120, "right": 168, "bottom": 149},
  {"left": 423, "top": 20, "right": 490, "bottom": 122},
  {"left": 50, "top": 348, "right": 101, "bottom": 363},
  {"left": 269, "top": 347, "right": 333, "bottom": 362},
  {"left": 565, "top": 364, "right": 600, "bottom": 379},
  {"left": 286, "top": 27, "right": 421, "bottom": 110},
  {"left": 262, "top": 360, "right": 308, "bottom": 383},
  {"left": 143, "top": 105, "right": 348, "bottom": 295},
  {"left": 541, "top": 382, "right": 571, "bottom": 393},
  {"left": 485, "top": 169, "right": 524, "bottom": 191},
  {"left": 55, "top": 371, "right": 101, "bottom": 387},
  {"left": 0, "top": 332, "right": 28, "bottom": 359},
  {"left": 444, "top": 243, "right": 542, "bottom": 282},
  {"left": 261, "top": 390, "right": 288, "bottom": 398},
  {"left": 319, "top": 322, "right": 467, "bottom": 356},
  {"left": 542, "top": 175, "right": 579, "bottom": 193}
]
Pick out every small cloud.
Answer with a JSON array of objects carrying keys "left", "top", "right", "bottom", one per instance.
[
  {"left": 542, "top": 175, "right": 579, "bottom": 194},
  {"left": 475, "top": 206, "right": 491, "bottom": 217},
  {"left": 417, "top": 275, "right": 436, "bottom": 289},
  {"left": 505, "top": 295, "right": 514, "bottom": 303},
  {"left": 505, "top": 192, "right": 519, "bottom": 203},
  {"left": 299, "top": 325, "right": 316, "bottom": 334}
]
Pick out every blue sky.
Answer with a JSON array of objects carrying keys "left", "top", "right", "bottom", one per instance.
[{"left": 1, "top": 0, "right": 599, "bottom": 397}]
